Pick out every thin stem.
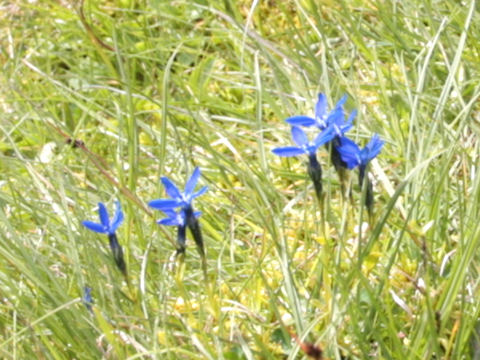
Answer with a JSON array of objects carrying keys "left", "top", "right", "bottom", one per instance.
[
  {"left": 108, "top": 233, "right": 128, "bottom": 278},
  {"left": 307, "top": 153, "right": 323, "bottom": 202},
  {"left": 176, "top": 225, "right": 187, "bottom": 256},
  {"left": 359, "top": 165, "right": 374, "bottom": 221},
  {"left": 185, "top": 206, "right": 208, "bottom": 284}
]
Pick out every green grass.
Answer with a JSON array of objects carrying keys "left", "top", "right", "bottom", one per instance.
[{"left": 2, "top": 0, "right": 480, "bottom": 358}]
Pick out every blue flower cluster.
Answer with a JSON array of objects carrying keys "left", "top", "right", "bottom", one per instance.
[
  {"left": 80, "top": 93, "right": 383, "bottom": 295},
  {"left": 273, "top": 93, "right": 384, "bottom": 211},
  {"left": 82, "top": 168, "right": 208, "bottom": 278}
]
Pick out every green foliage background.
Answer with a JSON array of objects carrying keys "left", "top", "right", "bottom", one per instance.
[{"left": 1, "top": 0, "right": 480, "bottom": 358}]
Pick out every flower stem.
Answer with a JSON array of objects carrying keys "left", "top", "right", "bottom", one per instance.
[
  {"left": 330, "top": 144, "right": 348, "bottom": 197},
  {"left": 359, "top": 166, "right": 374, "bottom": 220},
  {"left": 185, "top": 206, "right": 205, "bottom": 257},
  {"left": 185, "top": 206, "right": 208, "bottom": 283},
  {"left": 307, "top": 153, "right": 323, "bottom": 202},
  {"left": 176, "top": 225, "right": 187, "bottom": 256},
  {"left": 108, "top": 233, "right": 127, "bottom": 278}
]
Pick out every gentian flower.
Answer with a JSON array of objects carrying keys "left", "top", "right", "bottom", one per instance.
[
  {"left": 83, "top": 286, "right": 93, "bottom": 313},
  {"left": 336, "top": 134, "right": 384, "bottom": 214},
  {"left": 149, "top": 167, "right": 207, "bottom": 257},
  {"left": 272, "top": 126, "right": 335, "bottom": 200},
  {"left": 336, "top": 134, "right": 384, "bottom": 174},
  {"left": 148, "top": 167, "right": 207, "bottom": 211},
  {"left": 82, "top": 201, "right": 127, "bottom": 276},
  {"left": 285, "top": 93, "right": 355, "bottom": 134}
]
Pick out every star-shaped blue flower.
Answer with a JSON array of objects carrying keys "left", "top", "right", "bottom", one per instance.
[
  {"left": 272, "top": 126, "right": 335, "bottom": 157},
  {"left": 83, "top": 286, "right": 93, "bottom": 313},
  {"left": 148, "top": 167, "right": 207, "bottom": 211},
  {"left": 82, "top": 201, "right": 124, "bottom": 235},
  {"left": 337, "top": 134, "right": 384, "bottom": 214},
  {"left": 336, "top": 134, "right": 384, "bottom": 170},
  {"left": 149, "top": 167, "right": 207, "bottom": 257},
  {"left": 82, "top": 201, "right": 127, "bottom": 276},
  {"left": 285, "top": 93, "right": 355, "bottom": 137}
]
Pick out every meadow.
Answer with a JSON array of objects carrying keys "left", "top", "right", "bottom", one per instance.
[{"left": 1, "top": 0, "right": 480, "bottom": 358}]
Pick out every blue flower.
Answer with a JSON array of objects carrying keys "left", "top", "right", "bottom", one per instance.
[
  {"left": 150, "top": 168, "right": 207, "bottom": 257},
  {"left": 359, "top": 134, "right": 384, "bottom": 166},
  {"left": 336, "top": 134, "right": 384, "bottom": 170},
  {"left": 285, "top": 93, "right": 355, "bottom": 136},
  {"left": 272, "top": 126, "right": 335, "bottom": 201},
  {"left": 328, "top": 105, "right": 356, "bottom": 137},
  {"left": 336, "top": 136, "right": 361, "bottom": 169},
  {"left": 148, "top": 167, "right": 207, "bottom": 211},
  {"left": 272, "top": 126, "right": 335, "bottom": 157},
  {"left": 83, "top": 286, "right": 93, "bottom": 312},
  {"left": 82, "top": 201, "right": 127, "bottom": 276},
  {"left": 337, "top": 134, "right": 384, "bottom": 215},
  {"left": 82, "top": 201, "right": 124, "bottom": 235}
]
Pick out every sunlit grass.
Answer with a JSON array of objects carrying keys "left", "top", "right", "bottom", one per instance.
[{"left": 1, "top": 0, "right": 480, "bottom": 358}]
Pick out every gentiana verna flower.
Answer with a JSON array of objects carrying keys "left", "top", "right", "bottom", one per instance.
[
  {"left": 82, "top": 201, "right": 127, "bottom": 276},
  {"left": 336, "top": 134, "right": 384, "bottom": 214},
  {"left": 272, "top": 126, "right": 335, "bottom": 200},
  {"left": 83, "top": 286, "right": 93, "bottom": 313},
  {"left": 149, "top": 167, "right": 207, "bottom": 257},
  {"left": 272, "top": 126, "right": 335, "bottom": 157},
  {"left": 336, "top": 134, "right": 384, "bottom": 171},
  {"left": 285, "top": 93, "right": 355, "bottom": 136},
  {"left": 149, "top": 167, "right": 207, "bottom": 211},
  {"left": 82, "top": 201, "right": 124, "bottom": 235}
]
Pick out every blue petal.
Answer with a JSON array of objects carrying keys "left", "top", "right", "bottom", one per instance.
[
  {"left": 160, "top": 209, "right": 178, "bottom": 218},
  {"left": 82, "top": 221, "right": 107, "bottom": 234},
  {"left": 338, "top": 152, "right": 360, "bottom": 169},
  {"left": 360, "top": 134, "right": 384, "bottom": 164},
  {"left": 339, "top": 122, "right": 353, "bottom": 135},
  {"left": 148, "top": 198, "right": 182, "bottom": 209},
  {"left": 339, "top": 109, "right": 356, "bottom": 134},
  {"left": 339, "top": 136, "right": 360, "bottom": 152},
  {"left": 291, "top": 126, "right": 308, "bottom": 147},
  {"left": 192, "top": 186, "right": 208, "bottom": 199},
  {"left": 334, "top": 94, "right": 347, "bottom": 109},
  {"left": 161, "top": 177, "right": 182, "bottom": 199},
  {"left": 158, "top": 209, "right": 187, "bottom": 226},
  {"left": 193, "top": 211, "right": 202, "bottom": 218},
  {"left": 368, "top": 134, "right": 384, "bottom": 155},
  {"left": 272, "top": 146, "right": 305, "bottom": 157},
  {"left": 185, "top": 167, "right": 201, "bottom": 197},
  {"left": 157, "top": 217, "right": 182, "bottom": 226},
  {"left": 98, "top": 203, "right": 110, "bottom": 228},
  {"left": 313, "top": 127, "right": 336, "bottom": 148},
  {"left": 315, "top": 93, "right": 328, "bottom": 122},
  {"left": 110, "top": 201, "right": 124, "bottom": 233},
  {"left": 336, "top": 136, "right": 360, "bottom": 169},
  {"left": 326, "top": 106, "right": 344, "bottom": 128},
  {"left": 346, "top": 109, "right": 357, "bottom": 126},
  {"left": 285, "top": 116, "right": 316, "bottom": 127}
]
